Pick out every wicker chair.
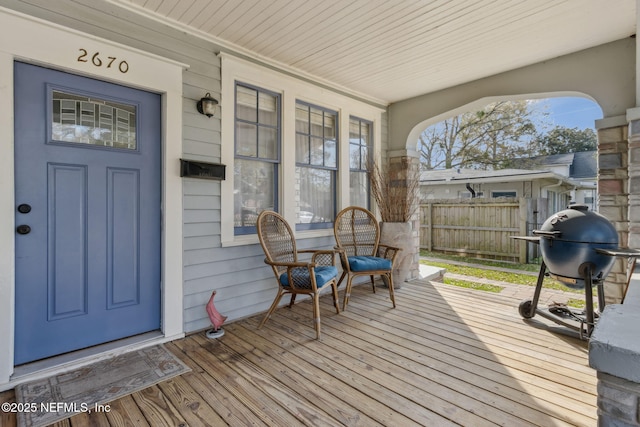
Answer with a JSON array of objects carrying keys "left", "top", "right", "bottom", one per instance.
[
  {"left": 257, "top": 210, "right": 340, "bottom": 339},
  {"left": 333, "top": 206, "right": 400, "bottom": 310}
]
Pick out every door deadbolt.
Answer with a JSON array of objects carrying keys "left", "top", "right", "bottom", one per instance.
[
  {"left": 17, "top": 204, "right": 31, "bottom": 214},
  {"left": 16, "top": 225, "right": 31, "bottom": 235}
]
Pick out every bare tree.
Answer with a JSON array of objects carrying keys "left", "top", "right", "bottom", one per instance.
[{"left": 418, "top": 101, "right": 541, "bottom": 170}]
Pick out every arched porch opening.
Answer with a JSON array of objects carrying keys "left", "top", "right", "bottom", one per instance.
[{"left": 388, "top": 38, "right": 635, "bottom": 300}]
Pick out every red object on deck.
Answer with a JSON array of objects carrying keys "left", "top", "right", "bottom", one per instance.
[{"left": 206, "top": 290, "right": 227, "bottom": 331}]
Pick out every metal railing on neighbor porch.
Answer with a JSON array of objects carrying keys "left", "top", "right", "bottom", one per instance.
[{"left": 420, "top": 199, "right": 541, "bottom": 264}]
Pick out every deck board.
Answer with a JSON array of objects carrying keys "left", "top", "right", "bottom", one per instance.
[{"left": 2, "top": 279, "right": 597, "bottom": 426}]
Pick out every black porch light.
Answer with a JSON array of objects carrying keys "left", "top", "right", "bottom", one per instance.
[{"left": 197, "top": 92, "right": 218, "bottom": 117}]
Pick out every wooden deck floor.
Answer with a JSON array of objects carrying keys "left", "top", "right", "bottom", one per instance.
[{"left": 1, "top": 280, "right": 596, "bottom": 426}]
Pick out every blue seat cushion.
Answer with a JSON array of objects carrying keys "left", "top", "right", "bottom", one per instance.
[
  {"left": 279, "top": 266, "right": 338, "bottom": 288},
  {"left": 348, "top": 255, "right": 392, "bottom": 272}
]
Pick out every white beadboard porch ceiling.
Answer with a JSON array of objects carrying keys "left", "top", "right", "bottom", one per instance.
[{"left": 112, "top": 0, "right": 636, "bottom": 105}]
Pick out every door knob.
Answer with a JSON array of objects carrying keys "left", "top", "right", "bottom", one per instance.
[
  {"left": 17, "top": 204, "right": 31, "bottom": 214},
  {"left": 16, "top": 225, "right": 31, "bottom": 235}
]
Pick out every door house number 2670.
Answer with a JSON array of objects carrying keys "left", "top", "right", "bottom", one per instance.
[{"left": 77, "top": 49, "right": 129, "bottom": 73}]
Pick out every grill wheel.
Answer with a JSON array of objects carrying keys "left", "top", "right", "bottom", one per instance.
[{"left": 518, "top": 300, "right": 534, "bottom": 319}]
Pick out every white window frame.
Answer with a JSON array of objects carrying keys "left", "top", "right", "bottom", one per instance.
[
  {"left": 295, "top": 100, "right": 339, "bottom": 230},
  {"left": 349, "top": 116, "right": 373, "bottom": 210},
  {"left": 219, "top": 53, "right": 384, "bottom": 246},
  {"left": 233, "top": 82, "right": 281, "bottom": 235}
]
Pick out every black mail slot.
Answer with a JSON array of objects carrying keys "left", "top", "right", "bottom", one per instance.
[{"left": 180, "top": 159, "right": 226, "bottom": 180}]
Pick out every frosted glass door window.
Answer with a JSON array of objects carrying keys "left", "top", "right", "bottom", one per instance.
[{"left": 51, "top": 90, "right": 137, "bottom": 149}]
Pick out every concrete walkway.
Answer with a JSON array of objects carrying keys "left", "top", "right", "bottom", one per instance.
[{"left": 418, "top": 257, "right": 589, "bottom": 307}]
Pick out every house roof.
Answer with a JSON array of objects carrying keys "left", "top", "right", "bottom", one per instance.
[
  {"left": 571, "top": 151, "right": 598, "bottom": 178},
  {"left": 510, "top": 151, "right": 597, "bottom": 179},
  {"left": 110, "top": 1, "right": 636, "bottom": 105},
  {"left": 523, "top": 153, "right": 575, "bottom": 167},
  {"left": 420, "top": 148, "right": 598, "bottom": 188}
]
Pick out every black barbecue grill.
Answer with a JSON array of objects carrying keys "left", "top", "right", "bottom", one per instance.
[{"left": 513, "top": 204, "right": 640, "bottom": 339}]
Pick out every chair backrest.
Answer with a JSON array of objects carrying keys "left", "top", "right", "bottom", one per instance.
[
  {"left": 334, "top": 206, "right": 380, "bottom": 257},
  {"left": 257, "top": 211, "right": 297, "bottom": 277}
]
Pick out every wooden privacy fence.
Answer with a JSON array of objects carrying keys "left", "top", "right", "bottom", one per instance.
[{"left": 420, "top": 199, "right": 528, "bottom": 263}]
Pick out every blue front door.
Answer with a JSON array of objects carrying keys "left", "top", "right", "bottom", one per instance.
[{"left": 14, "top": 62, "right": 162, "bottom": 365}]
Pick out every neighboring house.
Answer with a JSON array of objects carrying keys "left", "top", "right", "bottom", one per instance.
[
  {"left": 0, "top": 0, "right": 638, "bottom": 399},
  {"left": 510, "top": 150, "right": 597, "bottom": 211},
  {"left": 420, "top": 150, "right": 597, "bottom": 214},
  {"left": 420, "top": 168, "right": 574, "bottom": 223}
]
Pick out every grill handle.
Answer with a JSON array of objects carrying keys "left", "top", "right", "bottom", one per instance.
[{"left": 532, "top": 230, "right": 563, "bottom": 238}]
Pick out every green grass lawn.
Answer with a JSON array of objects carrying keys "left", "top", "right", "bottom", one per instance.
[
  {"left": 443, "top": 277, "right": 504, "bottom": 293},
  {"left": 420, "top": 250, "right": 583, "bottom": 294},
  {"left": 420, "top": 250, "right": 541, "bottom": 272}
]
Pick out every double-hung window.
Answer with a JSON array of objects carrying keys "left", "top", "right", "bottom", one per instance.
[
  {"left": 349, "top": 116, "right": 372, "bottom": 209},
  {"left": 234, "top": 83, "right": 280, "bottom": 235},
  {"left": 295, "top": 101, "right": 338, "bottom": 229}
]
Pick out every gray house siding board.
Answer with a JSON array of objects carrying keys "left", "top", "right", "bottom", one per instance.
[
  {"left": 184, "top": 210, "right": 221, "bottom": 224},
  {"left": 192, "top": 278, "right": 277, "bottom": 307},
  {"left": 187, "top": 272, "right": 266, "bottom": 298},
  {"left": 184, "top": 235, "right": 220, "bottom": 251},
  {"left": 184, "top": 73, "right": 222, "bottom": 97},
  {"left": 182, "top": 114, "right": 221, "bottom": 136},
  {"left": 185, "top": 273, "right": 274, "bottom": 304},
  {"left": 182, "top": 225, "right": 219, "bottom": 249},
  {"left": 184, "top": 179, "right": 221, "bottom": 196},
  {"left": 182, "top": 218, "right": 219, "bottom": 236},
  {"left": 185, "top": 257, "right": 267, "bottom": 289},
  {"left": 183, "top": 193, "right": 220, "bottom": 210},
  {"left": 183, "top": 255, "right": 264, "bottom": 282},
  {"left": 184, "top": 248, "right": 217, "bottom": 267},
  {"left": 184, "top": 222, "right": 220, "bottom": 239},
  {"left": 184, "top": 70, "right": 222, "bottom": 91},
  {"left": 183, "top": 139, "right": 222, "bottom": 160},
  {"left": 183, "top": 107, "right": 222, "bottom": 131},
  {"left": 189, "top": 273, "right": 275, "bottom": 301},
  {"left": 182, "top": 120, "right": 220, "bottom": 143}
]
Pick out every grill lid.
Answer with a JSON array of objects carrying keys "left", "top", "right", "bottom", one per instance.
[{"left": 536, "top": 204, "right": 618, "bottom": 244}]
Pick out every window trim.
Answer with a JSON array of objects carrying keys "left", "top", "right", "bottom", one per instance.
[
  {"left": 219, "top": 53, "right": 385, "bottom": 246},
  {"left": 349, "top": 115, "right": 373, "bottom": 210},
  {"left": 48, "top": 86, "right": 140, "bottom": 153},
  {"left": 294, "top": 100, "right": 338, "bottom": 231},
  {"left": 233, "top": 81, "right": 282, "bottom": 235}
]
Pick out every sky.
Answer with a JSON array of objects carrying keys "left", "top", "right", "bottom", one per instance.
[{"left": 534, "top": 97, "right": 603, "bottom": 130}]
